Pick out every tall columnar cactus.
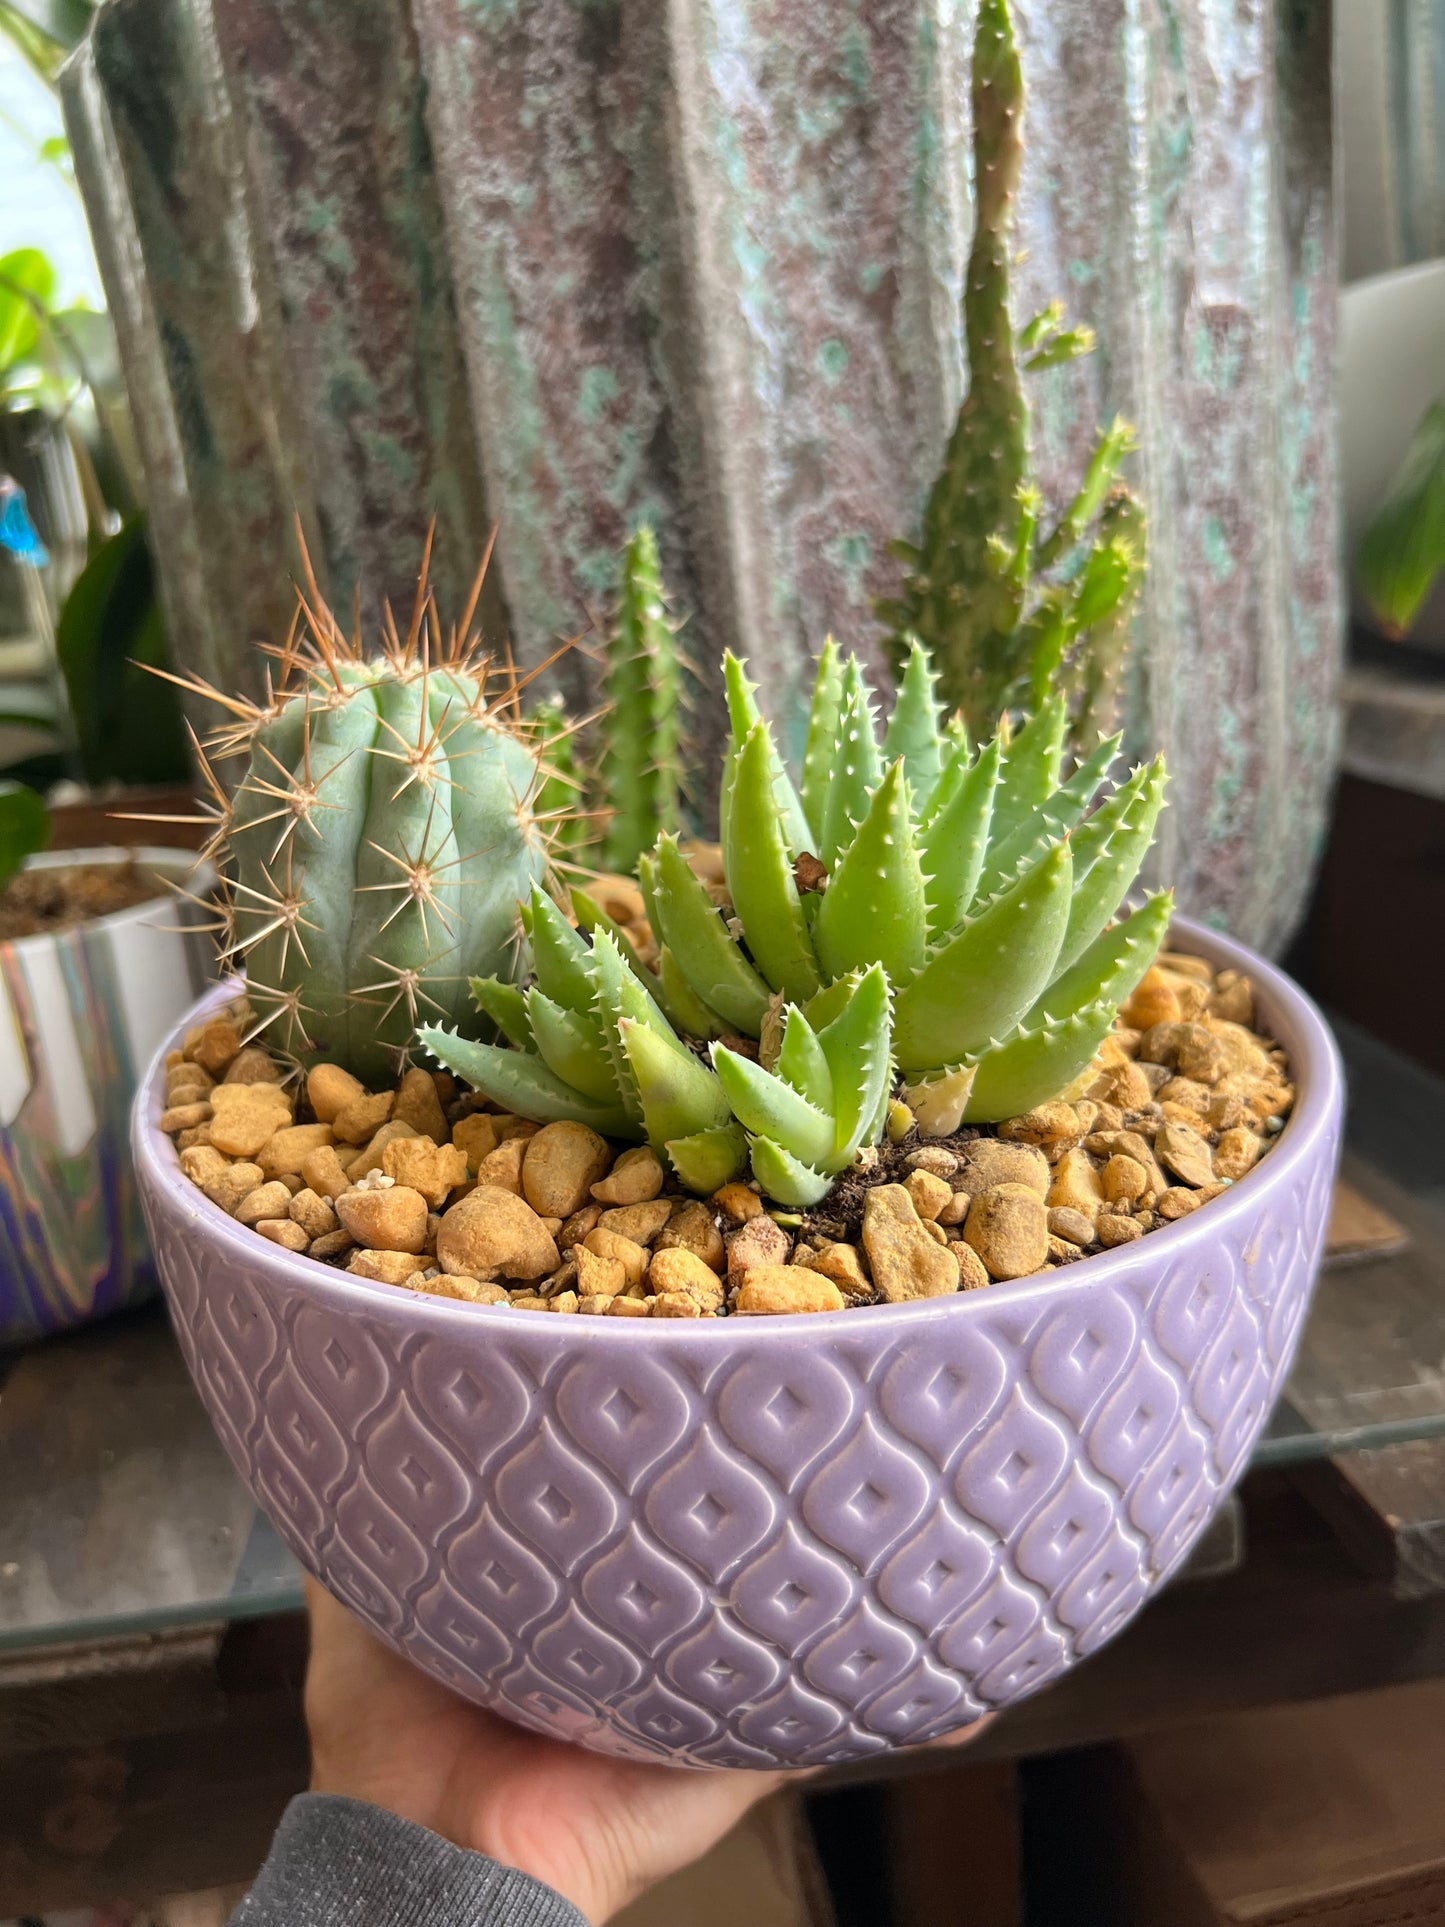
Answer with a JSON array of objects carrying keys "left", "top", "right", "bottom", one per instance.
[
  {"left": 644, "top": 642, "right": 1171, "bottom": 1132},
  {"left": 876, "top": 0, "right": 1147, "bottom": 746},
  {"left": 596, "top": 525, "right": 686, "bottom": 873},
  {"left": 178, "top": 549, "right": 550, "bottom": 1086},
  {"left": 528, "top": 693, "right": 593, "bottom": 861}
]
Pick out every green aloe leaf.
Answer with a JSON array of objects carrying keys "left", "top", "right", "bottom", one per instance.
[
  {"left": 666, "top": 1124, "right": 748, "bottom": 1192},
  {"left": 972, "top": 728, "right": 1120, "bottom": 905},
  {"left": 711, "top": 1041, "right": 836, "bottom": 1170},
  {"left": 989, "top": 692, "right": 1067, "bottom": 847},
  {"left": 570, "top": 885, "right": 658, "bottom": 990},
  {"left": 417, "top": 1029, "right": 635, "bottom": 1136},
  {"left": 651, "top": 833, "right": 773, "bottom": 1034},
  {"left": 723, "top": 651, "right": 812, "bottom": 854},
  {"left": 894, "top": 839, "right": 1073, "bottom": 1072},
  {"left": 658, "top": 946, "right": 729, "bottom": 1039},
  {"left": 882, "top": 638, "right": 945, "bottom": 808},
  {"left": 1034, "top": 888, "right": 1172, "bottom": 1025},
  {"left": 528, "top": 884, "right": 596, "bottom": 1013},
  {"left": 589, "top": 928, "right": 674, "bottom": 1127},
  {"left": 916, "top": 721, "right": 977, "bottom": 837},
  {"left": 962, "top": 1002, "right": 1117, "bottom": 1123},
  {"left": 813, "top": 759, "right": 928, "bottom": 984},
  {"left": 801, "top": 637, "right": 844, "bottom": 845},
  {"left": 814, "top": 960, "right": 893, "bottom": 1158},
  {"left": 525, "top": 988, "right": 620, "bottom": 1102},
  {"left": 1054, "top": 755, "right": 1167, "bottom": 974},
  {"left": 469, "top": 975, "right": 534, "bottom": 1049},
  {"left": 775, "top": 1005, "right": 834, "bottom": 1111},
  {"left": 921, "top": 734, "right": 1002, "bottom": 935},
  {"left": 746, "top": 1134, "right": 834, "bottom": 1209},
  {"left": 619, "top": 1015, "right": 733, "bottom": 1151},
  {"left": 723, "top": 722, "right": 822, "bottom": 1003},
  {"left": 819, "top": 659, "right": 884, "bottom": 867}
]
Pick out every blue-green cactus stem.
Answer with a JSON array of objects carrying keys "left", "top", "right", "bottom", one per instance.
[{"left": 217, "top": 570, "right": 547, "bottom": 1086}]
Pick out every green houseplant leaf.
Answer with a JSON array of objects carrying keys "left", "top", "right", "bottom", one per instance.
[
  {"left": 56, "top": 515, "right": 191, "bottom": 786},
  {"left": 0, "top": 780, "right": 50, "bottom": 892},
  {"left": 1358, "top": 398, "right": 1445, "bottom": 640},
  {"left": 0, "top": 247, "right": 55, "bottom": 379}
]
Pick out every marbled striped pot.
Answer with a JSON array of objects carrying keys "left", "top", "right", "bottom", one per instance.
[
  {"left": 135, "top": 920, "right": 1341, "bottom": 1767},
  {"left": 0, "top": 849, "right": 214, "bottom": 1349}
]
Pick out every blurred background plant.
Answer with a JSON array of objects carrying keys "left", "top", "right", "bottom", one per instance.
[
  {"left": 0, "top": 4, "right": 187, "bottom": 816},
  {"left": 1357, "top": 398, "right": 1445, "bottom": 645}
]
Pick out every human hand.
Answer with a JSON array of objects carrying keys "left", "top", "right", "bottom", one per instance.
[{"left": 304, "top": 1578, "right": 991, "bottom": 1924}]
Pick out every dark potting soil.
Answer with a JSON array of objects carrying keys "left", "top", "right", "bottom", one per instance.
[{"left": 0, "top": 861, "right": 165, "bottom": 940}]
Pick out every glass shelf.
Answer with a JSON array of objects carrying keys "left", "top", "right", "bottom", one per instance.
[{"left": 3, "top": 1016, "right": 1441, "bottom": 1658}]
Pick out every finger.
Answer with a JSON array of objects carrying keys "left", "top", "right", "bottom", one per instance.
[{"left": 921, "top": 1710, "right": 997, "bottom": 1751}]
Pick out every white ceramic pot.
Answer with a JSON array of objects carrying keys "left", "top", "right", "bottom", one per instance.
[{"left": 0, "top": 846, "right": 215, "bottom": 1347}]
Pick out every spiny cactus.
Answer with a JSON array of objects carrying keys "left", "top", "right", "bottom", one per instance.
[
  {"left": 421, "top": 883, "right": 748, "bottom": 1193},
  {"left": 596, "top": 526, "right": 686, "bottom": 873},
  {"left": 529, "top": 693, "right": 593, "bottom": 861},
  {"left": 170, "top": 542, "right": 550, "bottom": 1086},
  {"left": 877, "top": 0, "right": 1146, "bottom": 747},
  {"left": 645, "top": 641, "right": 1171, "bottom": 1132}
]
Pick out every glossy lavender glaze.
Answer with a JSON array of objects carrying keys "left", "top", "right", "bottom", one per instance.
[{"left": 134, "top": 920, "right": 1341, "bottom": 1766}]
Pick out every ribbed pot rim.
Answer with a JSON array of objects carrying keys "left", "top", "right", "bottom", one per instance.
[{"left": 132, "top": 914, "right": 1343, "bottom": 1338}]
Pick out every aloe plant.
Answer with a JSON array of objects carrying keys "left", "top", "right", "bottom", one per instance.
[
  {"left": 644, "top": 641, "right": 1171, "bottom": 1132},
  {"left": 712, "top": 964, "right": 895, "bottom": 1206},
  {"left": 422, "top": 882, "right": 748, "bottom": 1193},
  {"left": 876, "top": 0, "right": 1147, "bottom": 749},
  {"left": 424, "top": 634, "right": 1170, "bottom": 1202}
]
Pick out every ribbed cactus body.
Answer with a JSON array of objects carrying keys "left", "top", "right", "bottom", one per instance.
[
  {"left": 229, "top": 663, "right": 545, "bottom": 1085},
  {"left": 178, "top": 545, "right": 550, "bottom": 1088}
]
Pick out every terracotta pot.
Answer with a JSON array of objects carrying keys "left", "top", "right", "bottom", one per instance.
[
  {"left": 134, "top": 919, "right": 1341, "bottom": 1767},
  {"left": 0, "top": 848, "right": 215, "bottom": 1349}
]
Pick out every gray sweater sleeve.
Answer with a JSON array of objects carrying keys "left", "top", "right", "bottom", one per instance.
[{"left": 229, "top": 1794, "right": 590, "bottom": 1927}]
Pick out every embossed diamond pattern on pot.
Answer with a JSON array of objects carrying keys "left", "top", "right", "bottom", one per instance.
[
  {"left": 580, "top": 1532, "right": 708, "bottom": 1657},
  {"left": 664, "top": 1608, "right": 783, "bottom": 1714},
  {"left": 554, "top": 1354, "right": 694, "bottom": 1490},
  {"left": 715, "top": 1353, "right": 855, "bottom": 1485},
  {"left": 643, "top": 1431, "right": 777, "bottom": 1584},
  {"left": 878, "top": 1327, "right": 1011, "bottom": 1470},
  {"left": 875, "top": 1500, "right": 995, "bottom": 1629},
  {"left": 137, "top": 938, "right": 1342, "bottom": 1768},
  {"left": 860, "top": 1654, "right": 977, "bottom": 1740}
]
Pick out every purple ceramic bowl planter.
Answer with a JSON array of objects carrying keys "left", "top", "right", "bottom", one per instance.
[{"left": 134, "top": 918, "right": 1341, "bottom": 1768}]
